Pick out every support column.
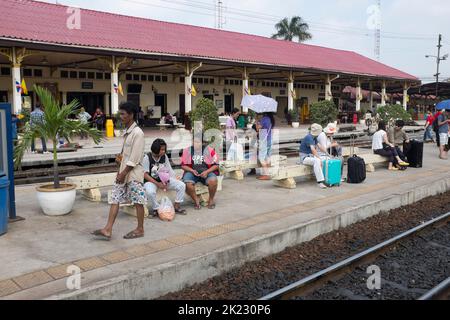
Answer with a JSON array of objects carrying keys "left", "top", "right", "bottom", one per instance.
[
  {"left": 184, "top": 61, "right": 203, "bottom": 113},
  {"left": 242, "top": 66, "right": 250, "bottom": 113},
  {"left": 356, "top": 78, "right": 362, "bottom": 112},
  {"left": 288, "top": 71, "right": 294, "bottom": 111},
  {"left": 11, "top": 49, "right": 22, "bottom": 114},
  {"left": 325, "top": 74, "right": 332, "bottom": 101},
  {"left": 62, "top": 92, "right": 67, "bottom": 105},
  {"left": 369, "top": 82, "right": 374, "bottom": 110},
  {"left": 111, "top": 57, "right": 119, "bottom": 115},
  {"left": 403, "top": 82, "right": 409, "bottom": 111},
  {"left": 105, "top": 93, "right": 110, "bottom": 116},
  {"left": 381, "top": 80, "right": 387, "bottom": 106}
]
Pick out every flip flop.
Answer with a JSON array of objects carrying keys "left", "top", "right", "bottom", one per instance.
[
  {"left": 91, "top": 230, "right": 111, "bottom": 241},
  {"left": 123, "top": 231, "right": 144, "bottom": 240},
  {"left": 175, "top": 208, "right": 187, "bottom": 215},
  {"left": 257, "top": 175, "right": 271, "bottom": 181},
  {"left": 194, "top": 204, "right": 201, "bottom": 210},
  {"left": 208, "top": 203, "right": 216, "bottom": 210}
]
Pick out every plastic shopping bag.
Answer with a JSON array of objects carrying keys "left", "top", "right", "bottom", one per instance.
[
  {"left": 158, "top": 196, "right": 175, "bottom": 222},
  {"left": 158, "top": 166, "right": 171, "bottom": 185},
  {"left": 226, "top": 142, "right": 244, "bottom": 162}
]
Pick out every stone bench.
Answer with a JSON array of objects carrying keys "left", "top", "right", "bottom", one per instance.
[
  {"left": 358, "top": 153, "right": 390, "bottom": 172},
  {"left": 220, "top": 155, "right": 288, "bottom": 180}
]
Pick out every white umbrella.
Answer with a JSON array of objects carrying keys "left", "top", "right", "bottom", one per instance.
[{"left": 241, "top": 95, "right": 278, "bottom": 113}]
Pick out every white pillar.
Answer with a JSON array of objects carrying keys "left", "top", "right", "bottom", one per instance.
[
  {"left": 288, "top": 71, "right": 294, "bottom": 111},
  {"left": 369, "top": 82, "right": 374, "bottom": 110},
  {"left": 403, "top": 82, "right": 408, "bottom": 111},
  {"left": 381, "top": 80, "right": 387, "bottom": 106},
  {"left": 325, "top": 75, "right": 332, "bottom": 101},
  {"left": 185, "top": 73, "right": 193, "bottom": 113},
  {"left": 62, "top": 92, "right": 67, "bottom": 105},
  {"left": 356, "top": 78, "right": 362, "bottom": 112},
  {"left": 111, "top": 66, "right": 119, "bottom": 115},
  {"left": 11, "top": 48, "right": 22, "bottom": 114},
  {"left": 105, "top": 93, "right": 110, "bottom": 116}
]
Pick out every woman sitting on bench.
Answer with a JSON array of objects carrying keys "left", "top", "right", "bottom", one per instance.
[{"left": 372, "top": 121, "right": 409, "bottom": 171}]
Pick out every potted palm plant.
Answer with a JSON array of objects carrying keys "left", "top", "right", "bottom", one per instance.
[
  {"left": 289, "top": 108, "right": 300, "bottom": 128},
  {"left": 14, "top": 86, "right": 102, "bottom": 216}
]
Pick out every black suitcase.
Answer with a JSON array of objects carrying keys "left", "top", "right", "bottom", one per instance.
[
  {"left": 404, "top": 140, "right": 423, "bottom": 168},
  {"left": 347, "top": 134, "right": 366, "bottom": 184}
]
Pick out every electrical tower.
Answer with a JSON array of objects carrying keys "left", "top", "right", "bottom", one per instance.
[
  {"left": 215, "top": 0, "right": 225, "bottom": 29},
  {"left": 375, "top": 0, "right": 381, "bottom": 61}
]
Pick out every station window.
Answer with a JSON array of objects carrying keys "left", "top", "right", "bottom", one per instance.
[
  {"left": 87, "top": 72, "right": 95, "bottom": 79},
  {"left": 133, "top": 74, "right": 139, "bottom": 81},
  {"left": 155, "top": 75, "right": 161, "bottom": 82},
  {"left": 224, "top": 79, "right": 229, "bottom": 85},
  {"left": 78, "top": 71, "right": 87, "bottom": 79},
  {"left": 141, "top": 75, "right": 147, "bottom": 81},
  {"left": 162, "top": 75, "right": 168, "bottom": 82},
  {"left": 210, "top": 78, "right": 215, "bottom": 85},
  {"left": 23, "top": 69, "right": 32, "bottom": 77},
  {"left": 180, "top": 76, "right": 185, "bottom": 83},
  {"left": 192, "top": 77, "right": 197, "bottom": 84},
  {"left": 96, "top": 73, "right": 104, "bottom": 80},
  {"left": 105, "top": 73, "right": 111, "bottom": 80},
  {"left": 70, "top": 71, "right": 78, "bottom": 79},
  {"left": 0, "top": 67, "right": 10, "bottom": 76},
  {"left": 126, "top": 74, "right": 132, "bottom": 81},
  {"left": 198, "top": 78, "right": 204, "bottom": 84},
  {"left": 34, "top": 69, "right": 43, "bottom": 77},
  {"left": 60, "top": 70, "right": 68, "bottom": 78},
  {"left": 148, "top": 75, "right": 154, "bottom": 82}
]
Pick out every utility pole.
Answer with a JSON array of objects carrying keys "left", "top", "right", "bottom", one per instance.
[
  {"left": 426, "top": 34, "right": 448, "bottom": 98},
  {"left": 215, "top": 0, "right": 225, "bottom": 29},
  {"left": 375, "top": 0, "right": 381, "bottom": 61}
]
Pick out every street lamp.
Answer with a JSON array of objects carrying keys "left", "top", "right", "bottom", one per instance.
[{"left": 426, "top": 34, "right": 448, "bottom": 97}]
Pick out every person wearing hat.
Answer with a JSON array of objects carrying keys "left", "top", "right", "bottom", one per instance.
[
  {"left": 299, "top": 124, "right": 328, "bottom": 189},
  {"left": 318, "top": 123, "right": 344, "bottom": 181}
]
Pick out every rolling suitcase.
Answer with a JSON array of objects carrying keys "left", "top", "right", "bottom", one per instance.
[
  {"left": 323, "top": 158, "right": 342, "bottom": 187},
  {"left": 404, "top": 140, "right": 423, "bottom": 168},
  {"left": 347, "top": 134, "right": 366, "bottom": 184}
]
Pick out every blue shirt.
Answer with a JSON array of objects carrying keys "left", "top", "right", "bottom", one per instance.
[
  {"left": 30, "top": 108, "right": 44, "bottom": 127},
  {"left": 438, "top": 113, "right": 448, "bottom": 134},
  {"left": 260, "top": 116, "right": 273, "bottom": 145},
  {"left": 300, "top": 134, "right": 318, "bottom": 155}
]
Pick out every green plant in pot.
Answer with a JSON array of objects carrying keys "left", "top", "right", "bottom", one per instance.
[
  {"left": 14, "top": 85, "right": 102, "bottom": 216},
  {"left": 376, "top": 104, "right": 412, "bottom": 127},
  {"left": 310, "top": 100, "right": 338, "bottom": 127},
  {"left": 114, "top": 112, "right": 125, "bottom": 136},
  {"left": 289, "top": 108, "right": 300, "bottom": 127},
  {"left": 190, "top": 98, "right": 222, "bottom": 151}
]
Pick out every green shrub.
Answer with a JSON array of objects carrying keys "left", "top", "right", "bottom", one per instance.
[
  {"left": 376, "top": 104, "right": 411, "bottom": 126},
  {"left": 310, "top": 100, "right": 338, "bottom": 127},
  {"left": 190, "top": 98, "right": 220, "bottom": 132},
  {"left": 289, "top": 108, "right": 299, "bottom": 122}
]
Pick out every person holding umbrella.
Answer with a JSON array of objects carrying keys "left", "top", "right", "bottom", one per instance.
[{"left": 435, "top": 100, "right": 450, "bottom": 159}]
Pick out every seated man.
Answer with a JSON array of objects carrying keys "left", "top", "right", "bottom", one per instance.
[
  {"left": 299, "top": 124, "right": 328, "bottom": 189},
  {"left": 143, "top": 139, "right": 186, "bottom": 216},
  {"left": 181, "top": 139, "right": 220, "bottom": 210},
  {"left": 388, "top": 120, "right": 410, "bottom": 166},
  {"left": 317, "top": 122, "right": 344, "bottom": 180}
]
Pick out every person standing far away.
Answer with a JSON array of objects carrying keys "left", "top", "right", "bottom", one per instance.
[
  {"left": 437, "top": 109, "right": 450, "bottom": 160},
  {"left": 93, "top": 107, "right": 105, "bottom": 130},
  {"left": 225, "top": 108, "right": 240, "bottom": 148},
  {"left": 30, "top": 103, "right": 49, "bottom": 154},
  {"left": 77, "top": 107, "right": 92, "bottom": 139},
  {"left": 424, "top": 109, "right": 436, "bottom": 143},
  {"left": 257, "top": 112, "right": 275, "bottom": 180},
  {"left": 92, "top": 102, "right": 147, "bottom": 240}
]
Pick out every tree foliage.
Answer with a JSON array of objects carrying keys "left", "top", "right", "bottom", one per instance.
[
  {"left": 271, "top": 16, "right": 312, "bottom": 42},
  {"left": 310, "top": 100, "right": 338, "bottom": 127}
]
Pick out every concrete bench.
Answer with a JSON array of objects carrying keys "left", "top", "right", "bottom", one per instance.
[
  {"left": 220, "top": 155, "right": 288, "bottom": 180},
  {"left": 359, "top": 153, "right": 390, "bottom": 172}
]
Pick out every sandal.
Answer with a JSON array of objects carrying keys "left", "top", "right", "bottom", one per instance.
[
  {"left": 148, "top": 210, "right": 159, "bottom": 219},
  {"left": 91, "top": 230, "right": 111, "bottom": 241},
  {"left": 194, "top": 203, "right": 201, "bottom": 210},
  {"left": 123, "top": 231, "right": 144, "bottom": 240},
  {"left": 208, "top": 203, "right": 216, "bottom": 210},
  {"left": 175, "top": 208, "right": 187, "bottom": 215}
]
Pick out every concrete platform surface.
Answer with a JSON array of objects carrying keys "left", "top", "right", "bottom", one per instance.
[{"left": 1, "top": 143, "right": 446, "bottom": 300}]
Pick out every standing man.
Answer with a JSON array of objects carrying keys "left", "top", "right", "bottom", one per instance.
[
  {"left": 77, "top": 107, "right": 92, "bottom": 139},
  {"left": 30, "top": 104, "right": 49, "bottom": 154},
  {"left": 437, "top": 109, "right": 450, "bottom": 160},
  {"left": 424, "top": 110, "right": 436, "bottom": 143},
  {"left": 92, "top": 102, "right": 146, "bottom": 240}
]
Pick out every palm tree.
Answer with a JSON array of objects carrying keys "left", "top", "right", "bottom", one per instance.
[
  {"left": 14, "top": 85, "right": 103, "bottom": 189},
  {"left": 271, "top": 16, "right": 312, "bottom": 42}
]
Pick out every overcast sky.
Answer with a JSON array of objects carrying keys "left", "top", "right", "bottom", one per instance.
[{"left": 42, "top": 0, "right": 450, "bottom": 83}]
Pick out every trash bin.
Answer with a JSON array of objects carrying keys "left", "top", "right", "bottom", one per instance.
[
  {"left": 0, "top": 174, "right": 10, "bottom": 236},
  {"left": 106, "top": 119, "right": 114, "bottom": 138}
]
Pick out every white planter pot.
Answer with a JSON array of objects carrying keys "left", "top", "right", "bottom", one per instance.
[
  {"left": 36, "top": 184, "right": 77, "bottom": 216},
  {"left": 359, "top": 120, "right": 366, "bottom": 125},
  {"left": 292, "top": 122, "right": 300, "bottom": 128},
  {"left": 247, "top": 124, "right": 253, "bottom": 129}
]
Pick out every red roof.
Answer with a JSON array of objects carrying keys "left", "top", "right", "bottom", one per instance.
[{"left": 0, "top": 0, "right": 418, "bottom": 81}]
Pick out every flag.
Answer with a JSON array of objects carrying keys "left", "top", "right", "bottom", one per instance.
[
  {"left": 21, "top": 79, "right": 28, "bottom": 95},
  {"left": 113, "top": 83, "right": 118, "bottom": 94},
  {"left": 118, "top": 82, "right": 124, "bottom": 96},
  {"left": 244, "top": 86, "right": 251, "bottom": 95},
  {"left": 406, "top": 94, "right": 410, "bottom": 103},
  {"left": 291, "top": 89, "right": 297, "bottom": 99},
  {"left": 191, "top": 85, "right": 197, "bottom": 97},
  {"left": 15, "top": 80, "right": 22, "bottom": 93}
]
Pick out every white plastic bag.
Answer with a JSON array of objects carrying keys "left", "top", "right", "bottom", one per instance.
[
  {"left": 158, "top": 196, "right": 175, "bottom": 222},
  {"left": 226, "top": 142, "right": 244, "bottom": 162}
]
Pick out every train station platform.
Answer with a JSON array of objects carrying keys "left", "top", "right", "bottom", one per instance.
[{"left": 1, "top": 138, "right": 442, "bottom": 300}]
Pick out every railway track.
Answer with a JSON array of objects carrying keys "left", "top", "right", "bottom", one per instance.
[{"left": 260, "top": 212, "right": 450, "bottom": 301}]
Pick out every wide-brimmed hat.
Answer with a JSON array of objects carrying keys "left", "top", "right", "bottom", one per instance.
[
  {"left": 324, "top": 123, "right": 338, "bottom": 134},
  {"left": 310, "top": 123, "right": 323, "bottom": 137}
]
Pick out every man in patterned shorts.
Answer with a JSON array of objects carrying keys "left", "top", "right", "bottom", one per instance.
[{"left": 92, "top": 102, "right": 147, "bottom": 240}]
